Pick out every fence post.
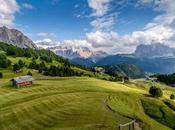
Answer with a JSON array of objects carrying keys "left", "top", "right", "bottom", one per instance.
[
  {"left": 119, "top": 125, "right": 121, "bottom": 130},
  {"left": 132, "top": 122, "right": 135, "bottom": 130}
]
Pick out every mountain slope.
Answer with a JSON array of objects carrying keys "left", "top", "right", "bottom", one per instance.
[
  {"left": 0, "top": 26, "right": 36, "bottom": 48},
  {"left": 71, "top": 57, "right": 95, "bottom": 67},
  {"left": 103, "top": 64, "right": 145, "bottom": 79},
  {"left": 97, "top": 54, "right": 175, "bottom": 74}
]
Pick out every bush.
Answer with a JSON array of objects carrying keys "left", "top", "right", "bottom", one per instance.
[
  {"left": 13, "top": 63, "right": 20, "bottom": 71},
  {"left": 18, "top": 60, "right": 25, "bottom": 68},
  {"left": 149, "top": 86, "right": 163, "bottom": 98},
  {"left": 124, "top": 76, "right": 129, "bottom": 82},
  {"left": 170, "top": 94, "right": 175, "bottom": 100},
  {"left": 0, "top": 54, "right": 11, "bottom": 68},
  {"left": 27, "top": 71, "right": 32, "bottom": 76},
  {"left": 0, "top": 72, "right": 3, "bottom": 78}
]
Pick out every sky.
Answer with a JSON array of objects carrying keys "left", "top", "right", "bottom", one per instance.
[{"left": 0, "top": 0, "right": 175, "bottom": 54}]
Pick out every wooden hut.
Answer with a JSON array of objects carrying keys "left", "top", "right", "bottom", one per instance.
[{"left": 11, "top": 75, "right": 34, "bottom": 88}]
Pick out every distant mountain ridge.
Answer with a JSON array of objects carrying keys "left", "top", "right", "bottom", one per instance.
[
  {"left": 0, "top": 26, "right": 36, "bottom": 48},
  {"left": 134, "top": 43, "right": 175, "bottom": 58},
  {"left": 69, "top": 43, "right": 175, "bottom": 74},
  {"left": 97, "top": 54, "right": 175, "bottom": 73},
  {"left": 36, "top": 40, "right": 108, "bottom": 60}
]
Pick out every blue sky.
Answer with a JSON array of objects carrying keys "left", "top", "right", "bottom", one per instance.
[
  {"left": 15, "top": 0, "right": 91, "bottom": 40},
  {"left": 14, "top": 0, "right": 158, "bottom": 40},
  {"left": 0, "top": 0, "right": 175, "bottom": 54}
]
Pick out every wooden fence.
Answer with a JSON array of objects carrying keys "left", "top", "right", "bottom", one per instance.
[{"left": 119, "top": 120, "right": 136, "bottom": 130}]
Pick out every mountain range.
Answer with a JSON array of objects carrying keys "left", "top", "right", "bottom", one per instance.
[
  {"left": 70, "top": 43, "right": 175, "bottom": 74},
  {"left": 1, "top": 26, "right": 175, "bottom": 74},
  {"left": 36, "top": 40, "right": 108, "bottom": 61}
]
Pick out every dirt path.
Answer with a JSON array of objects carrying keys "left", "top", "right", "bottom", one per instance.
[{"left": 105, "top": 95, "right": 143, "bottom": 130}]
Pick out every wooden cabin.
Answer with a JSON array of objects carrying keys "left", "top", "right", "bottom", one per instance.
[{"left": 11, "top": 75, "right": 35, "bottom": 88}]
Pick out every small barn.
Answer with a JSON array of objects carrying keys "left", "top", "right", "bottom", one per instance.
[{"left": 11, "top": 75, "right": 35, "bottom": 87}]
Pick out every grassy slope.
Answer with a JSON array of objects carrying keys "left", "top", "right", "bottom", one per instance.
[
  {"left": 0, "top": 57, "right": 174, "bottom": 130},
  {"left": 0, "top": 70, "right": 174, "bottom": 130},
  {"left": 6, "top": 56, "right": 111, "bottom": 80}
]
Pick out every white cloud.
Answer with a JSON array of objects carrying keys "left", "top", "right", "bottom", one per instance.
[
  {"left": 34, "top": 38, "right": 53, "bottom": 43},
  {"left": 37, "top": 32, "right": 57, "bottom": 38},
  {"left": 84, "top": 0, "right": 175, "bottom": 54},
  {"left": 132, "top": 0, "right": 175, "bottom": 46},
  {"left": 86, "top": 31, "right": 118, "bottom": 48},
  {"left": 87, "top": 0, "right": 116, "bottom": 30},
  {"left": 0, "top": 0, "right": 19, "bottom": 27},
  {"left": 61, "top": 40, "right": 92, "bottom": 48},
  {"left": 22, "top": 3, "right": 33, "bottom": 10},
  {"left": 87, "top": 0, "right": 111, "bottom": 17},
  {"left": 85, "top": 31, "right": 140, "bottom": 54},
  {"left": 90, "top": 13, "right": 117, "bottom": 30}
]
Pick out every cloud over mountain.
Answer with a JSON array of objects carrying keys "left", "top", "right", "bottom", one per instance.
[
  {"left": 85, "top": 0, "right": 175, "bottom": 54},
  {"left": 0, "top": 0, "right": 19, "bottom": 26}
]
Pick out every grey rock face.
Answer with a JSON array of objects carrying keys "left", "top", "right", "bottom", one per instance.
[
  {"left": 134, "top": 43, "right": 175, "bottom": 58},
  {"left": 0, "top": 26, "right": 36, "bottom": 48}
]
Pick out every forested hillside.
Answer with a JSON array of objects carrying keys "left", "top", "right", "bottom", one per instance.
[{"left": 0, "top": 42, "right": 109, "bottom": 79}]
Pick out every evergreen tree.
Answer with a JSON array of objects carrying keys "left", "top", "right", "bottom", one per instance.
[
  {"left": 18, "top": 60, "right": 25, "bottom": 68},
  {"left": 27, "top": 71, "right": 32, "bottom": 76},
  {"left": 170, "top": 94, "right": 175, "bottom": 100},
  {"left": 28, "top": 60, "right": 37, "bottom": 69},
  {"left": 149, "top": 86, "right": 163, "bottom": 98},
  {"left": 13, "top": 63, "right": 20, "bottom": 71},
  {"left": 0, "top": 54, "right": 11, "bottom": 68},
  {"left": 0, "top": 72, "right": 3, "bottom": 79}
]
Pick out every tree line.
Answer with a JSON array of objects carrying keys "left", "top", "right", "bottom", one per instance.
[
  {"left": 0, "top": 42, "right": 66, "bottom": 63},
  {"left": 155, "top": 74, "right": 175, "bottom": 85}
]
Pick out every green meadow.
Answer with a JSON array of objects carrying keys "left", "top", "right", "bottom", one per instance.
[
  {"left": 0, "top": 53, "right": 174, "bottom": 130},
  {"left": 0, "top": 68, "right": 175, "bottom": 130}
]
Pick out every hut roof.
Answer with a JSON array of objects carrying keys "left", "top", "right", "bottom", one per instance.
[{"left": 12, "top": 75, "right": 34, "bottom": 83}]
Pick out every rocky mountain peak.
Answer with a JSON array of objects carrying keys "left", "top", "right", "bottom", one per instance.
[
  {"left": 0, "top": 26, "right": 36, "bottom": 48},
  {"left": 134, "top": 43, "right": 175, "bottom": 58}
]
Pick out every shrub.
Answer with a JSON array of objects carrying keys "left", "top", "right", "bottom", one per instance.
[
  {"left": 0, "top": 72, "right": 3, "bottom": 78},
  {"left": 149, "top": 86, "right": 163, "bottom": 98},
  {"left": 170, "top": 94, "right": 175, "bottom": 100},
  {"left": 0, "top": 54, "right": 11, "bottom": 68},
  {"left": 27, "top": 71, "right": 32, "bottom": 76},
  {"left": 124, "top": 76, "right": 129, "bottom": 82},
  {"left": 18, "top": 60, "right": 25, "bottom": 68},
  {"left": 13, "top": 63, "right": 20, "bottom": 71}
]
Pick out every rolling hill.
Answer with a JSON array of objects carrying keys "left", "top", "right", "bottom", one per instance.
[{"left": 0, "top": 71, "right": 175, "bottom": 130}]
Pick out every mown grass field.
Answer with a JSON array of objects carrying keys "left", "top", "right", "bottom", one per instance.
[{"left": 1, "top": 68, "right": 175, "bottom": 130}]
